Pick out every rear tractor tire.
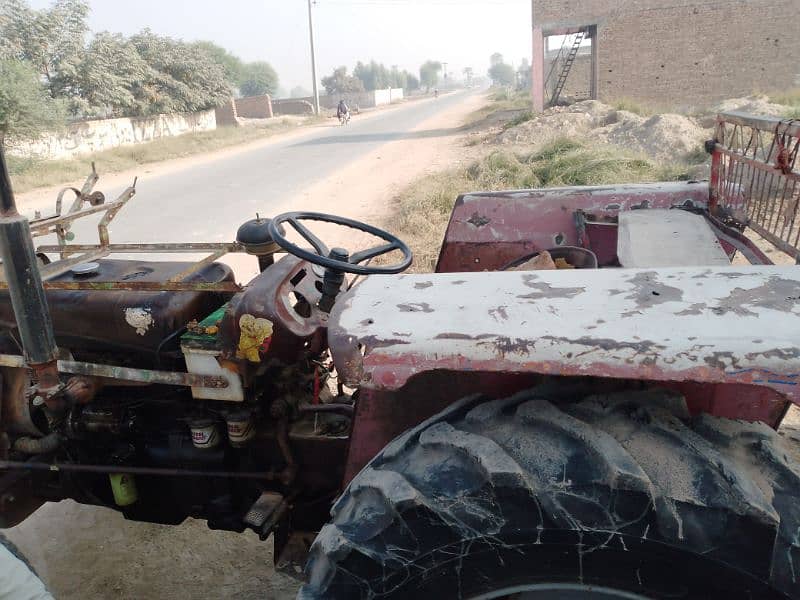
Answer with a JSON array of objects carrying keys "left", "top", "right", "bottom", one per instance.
[{"left": 300, "top": 389, "right": 800, "bottom": 599}]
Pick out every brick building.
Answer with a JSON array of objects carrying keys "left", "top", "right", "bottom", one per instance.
[{"left": 531, "top": 0, "right": 800, "bottom": 111}]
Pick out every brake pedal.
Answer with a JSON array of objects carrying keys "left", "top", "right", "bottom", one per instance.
[{"left": 243, "top": 491, "right": 284, "bottom": 530}]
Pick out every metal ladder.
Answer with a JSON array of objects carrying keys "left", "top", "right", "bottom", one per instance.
[{"left": 549, "top": 30, "right": 586, "bottom": 106}]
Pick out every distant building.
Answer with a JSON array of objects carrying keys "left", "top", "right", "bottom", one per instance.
[{"left": 531, "top": 0, "right": 800, "bottom": 111}]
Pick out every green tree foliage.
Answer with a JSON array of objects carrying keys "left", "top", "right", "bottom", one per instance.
[
  {"left": 192, "top": 40, "right": 244, "bottom": 87},
  {"left": 0, "top": 59, "right": 64, "bottom": 148},
  {"left": 1, "top": 0, "right": 280, "bottom": 120},
  {"left": 490, "top": 52, "right": 504, "bottom": 66},
  {"left": 0, "top": 0, "right": 89, "bottom": 98},
  {"left": 239, "top": 61, "right": 278, "bottom": 97},
  {"left": 488, "top": 57, "right": 516, "bottom": 87},
  {"left": 321, "top": 67, "right": 365, "bottom": 96},
  {"left": 419, "top": 60, "right": 442, "bottom": 92},
  {"left": 125, "top": 30, "right": 231, "bottom": 114},
  {"left": 73, "top": 32, "right": 148, "bottom": 117},
  {"left": 405, "top": 73, "right": 420, "bottom": 91},
  {"left": 351, "top": 61, "right": 417, "bottom": 92}
]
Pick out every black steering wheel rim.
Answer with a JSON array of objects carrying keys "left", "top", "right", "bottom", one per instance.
[{"left": 268, "top": 211, "right": 413, "bottom": 275}]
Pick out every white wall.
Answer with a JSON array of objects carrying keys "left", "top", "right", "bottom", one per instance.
[
  {"left": 373, "top": 89, "right": 392, "bottom": 106},
  {"left": 11, "top": 110, "right": 217, "bottom": 160},
  {"left": 389, "top": 88, "right": 404, "bottom": 102}
]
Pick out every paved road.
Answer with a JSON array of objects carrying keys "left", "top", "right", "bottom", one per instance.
[{"left": 65, "top": 91, "right": 472, "bottom": 245}]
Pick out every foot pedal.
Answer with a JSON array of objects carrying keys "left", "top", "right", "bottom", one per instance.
[{"left": 243, "top": 491, "right": 284, "bottom": 529}]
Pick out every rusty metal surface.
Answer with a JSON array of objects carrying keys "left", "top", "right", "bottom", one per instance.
[
  {"left": 0, "top": 354, "right": 228, "bottom": 388},
  {"left": 0, "top": 259, "right": 236, "bottom": 357},
  {"left": 711, "top": 112, "right": 800, "bottom": 261},
  {"left": 330, "top": 268, "right": 800, "bottom": 403},
  {"left": 435, "top": 182, "right": 710, "bottom": 272},
  {"left": 218, "top": 255, "right": 328, "bottom": 363},
  {"left": 0, "top": 280, "right": 242, "bottom": 293}
]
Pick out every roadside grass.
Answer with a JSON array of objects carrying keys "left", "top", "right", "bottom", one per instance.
[
  {"left": 465, "top": 88, "right": 531, "bottom": 128},
  {"left": 612, "top": 98, "right": 656, "bottom": 116},
  {"left": 502, "top": 110, "right": 534, "bottom": 130},
  {"left": 771, "top": 89, "right": 800, "bottom": 107},
  {"left": 684, "top": 144, "right": 711, "bottom": 165},
  {"left": 783, "top": 106, "right": 800, "bottom": 119},
  {"left": 768, "top": 89, "right": 800, "bottom": 118},
  {"left": 7, "top": 117, "right": 312, "bottom": 193},
  {"left": 386, "top": 137, "right": 693, "bottom": 272}
]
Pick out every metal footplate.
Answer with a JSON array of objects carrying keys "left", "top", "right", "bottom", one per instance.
[{"left": 243, "top": 491, "right": 287, "bottom": 540}]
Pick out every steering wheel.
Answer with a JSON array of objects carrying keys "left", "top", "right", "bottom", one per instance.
[{"left": 268, "top": 212, "right": 413, "bottom": 275}]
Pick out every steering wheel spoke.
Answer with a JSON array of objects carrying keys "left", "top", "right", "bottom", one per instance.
[
  {"left": 349, "top": 242, "right": 398, "bottom": 264},
  {"left": 288, "top": 218, "right": 329, "bottom": 256},
  {"left": 268, "top": 211, "right": 413, "bottom": 276}
]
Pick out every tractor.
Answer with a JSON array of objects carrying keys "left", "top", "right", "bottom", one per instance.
[{"left": 0, "top": 111, "right": 798, "bottom": 599}]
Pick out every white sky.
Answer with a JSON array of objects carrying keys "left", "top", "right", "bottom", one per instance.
[{"left": 29, "top": 0, "right": 533, "bottom": 93}]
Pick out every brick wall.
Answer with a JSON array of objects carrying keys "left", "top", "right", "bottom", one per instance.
[
  {"left": 215, "top": 98, "right": 240, "bottom": 127},
  {"left": 533, "top": 0, "right": 799, "bottom": 107},
  {"left": 273, "top": 99, "right": 315, "bottom": 116},
  {"left": 234, "top": 95, "right": 273, "bottom": 119},
  {"left": 546, "top": 52, "right": 592, "bottom": 100}
]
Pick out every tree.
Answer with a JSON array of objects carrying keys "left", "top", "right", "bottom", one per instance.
[
  {"left": 239, "top": 61, "right": 278, "bottom": 97},
  {"left": 74, "top": 32, "right": 149, "bottom": 117},
  {"left": 290, "top": 86, "right": 311, "bottom": 98},
  {"left": 404, "top": 73, "right": 420, "bottom": 91},
  {"left": 129, "top": 30, "right": 230, "bottom": 115},
  {"left": 419, "top": 60, "right": 442, "bottom": 92},
  {"left": 488, "top": 62, "right": 515, "bottom": 86},
  {"left": 321, "top": 66, "right": 365, "bottom": 96},
  {"left": 193, "top": 40, "right": 244, "bottom": 89},
  {"left": 490, "top": 52, "right": 504, "bottom": 66},
  {"left": 354, "top": 60, "right": 391, "bottom": 91},
  {"left": 0, "top": 0, "right": 89, "bottom": 98},
  {"left": 0, "top": 59, "right": 64, "bottom": 149}
]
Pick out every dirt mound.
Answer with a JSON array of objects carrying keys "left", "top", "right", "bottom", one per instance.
[
  {"left": 496, "top": 111, "right": 594, "bottom": 144},
  {"left": 498, "top": 101, "right": 710, "bottom": 163},
  {"left": 599, "top": 113, "right": 711, "bottom": 162},
  {"left": 710, "top": 95, "right": 789, "bottom": 117},
  {"left": 496, "top": 100, "right": 614, "bottom": 145}
]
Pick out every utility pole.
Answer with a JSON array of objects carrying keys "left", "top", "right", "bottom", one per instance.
[
  {"left": 442, "top": 62, "right": 448, "bottom": 88},
  {"left": 307, "top": 0, "right": 320, "bottom": 115}
]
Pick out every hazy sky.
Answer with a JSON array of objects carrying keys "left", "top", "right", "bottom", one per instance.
[{"left": 29, "top": 0, "right": 532, "bottom": 93}]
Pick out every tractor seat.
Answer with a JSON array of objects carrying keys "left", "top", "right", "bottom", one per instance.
[
  {"left": 617, "top": 209, "right": 730, "bottom": 268},
  {"left": 0, "top": 259, "right": 235, "bottom": 362}
]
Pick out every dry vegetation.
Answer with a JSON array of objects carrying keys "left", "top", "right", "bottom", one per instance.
[{"left": 7, "top": 116, "right": 317, "bottom": 193}]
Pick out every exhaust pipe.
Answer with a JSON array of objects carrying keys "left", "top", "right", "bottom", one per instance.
[{"left": 0, "top": 148, "right": 62, "bottom": 408}]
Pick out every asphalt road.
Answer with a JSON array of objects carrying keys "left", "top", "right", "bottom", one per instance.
[{"left": 65, "top": 91, "right": 472, "bottom": 246}]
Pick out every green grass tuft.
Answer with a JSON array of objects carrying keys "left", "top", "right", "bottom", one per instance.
[
  {"left": 612, "top": 98, "right": 654, "bottom": 116},
  {"left": 771, "top": 89, "right": 800, "bottom": 108}
]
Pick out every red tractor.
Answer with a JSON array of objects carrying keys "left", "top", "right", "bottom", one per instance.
[{"left": 0, "top": 112, "right": 798, "bottom": 599}]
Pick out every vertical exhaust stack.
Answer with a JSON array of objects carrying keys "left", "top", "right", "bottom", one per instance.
[{"left": 0, "top": 148, "right": 62, "bottom": 409}]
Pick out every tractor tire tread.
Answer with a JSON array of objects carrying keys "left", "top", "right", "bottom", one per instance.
[{"left": 300, "top": 389, "right": 800, "bottom": 599}]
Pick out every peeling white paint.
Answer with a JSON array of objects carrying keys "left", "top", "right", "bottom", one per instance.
[
  {"left": 124, "top": 307, "right": 153, "bottom": 336},
  {"left": 334, "top": 266, "right": 800, "bottom": 386}
]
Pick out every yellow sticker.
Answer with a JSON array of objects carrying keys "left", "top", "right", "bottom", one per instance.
[{"left": 236, "top": 314, "right": 274, "bottom": 362}]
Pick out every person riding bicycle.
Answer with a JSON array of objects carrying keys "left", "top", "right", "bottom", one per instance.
[{"left": 337, "top": 99, "right": 349, "bottom": 120}]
